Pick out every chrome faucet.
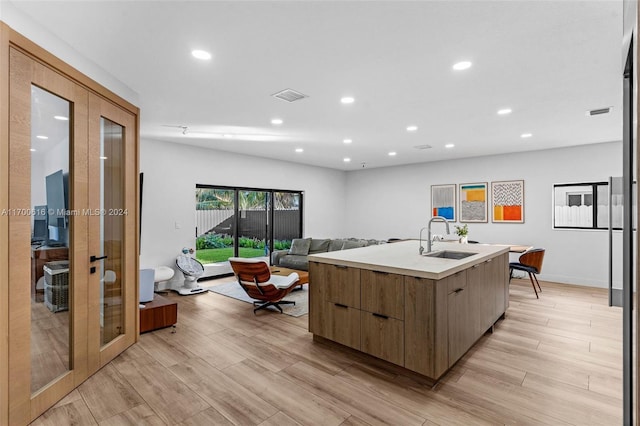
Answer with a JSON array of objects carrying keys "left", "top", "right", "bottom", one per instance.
[{"left": 419, "top": 216, "right": 451, "bottom": 254}]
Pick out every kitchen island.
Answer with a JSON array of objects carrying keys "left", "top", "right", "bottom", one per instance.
[{"left": 308, "top": 240, "right": 510, "bottom": 382}]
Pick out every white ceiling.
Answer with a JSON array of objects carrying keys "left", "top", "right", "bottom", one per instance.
[{"left": 10, "top": 0, "right": 623, "bottom": 171}]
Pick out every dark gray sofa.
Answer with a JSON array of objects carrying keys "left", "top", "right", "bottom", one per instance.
[{"left": 271, "top": 237, "right": 383, "bottom": 271}]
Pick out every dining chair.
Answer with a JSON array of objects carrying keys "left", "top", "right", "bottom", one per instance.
[{"left": 509, "top": 248, "right": 545, "bottom": 298}]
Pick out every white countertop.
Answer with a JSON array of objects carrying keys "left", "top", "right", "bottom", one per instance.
[{"left": 308, "top": 240, "right": 509, "bottom": 280}]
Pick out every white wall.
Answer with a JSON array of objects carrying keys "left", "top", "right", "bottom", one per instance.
[
  {"left": 344, "top": 141, "right": 623, "bottom": 288},
  {"left": 139, "top": 138, "right": 347, "bottom": 286},
  {"left": 0, "top": 5, "right": 138, "bottom": 106}
]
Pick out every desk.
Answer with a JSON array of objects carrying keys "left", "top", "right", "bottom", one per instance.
[{"left": 31, "top": 246, "right": 68, "bottom": 302}]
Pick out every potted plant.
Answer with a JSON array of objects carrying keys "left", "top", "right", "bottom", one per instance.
[{"left": 454, "top": 224, "right": 469, "bottom": 244}]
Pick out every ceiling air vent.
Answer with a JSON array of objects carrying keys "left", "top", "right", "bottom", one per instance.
[
  {"left": 414, "top": 144, "right": 433, "bottom": 150},
  {"left": 272, "top": 88, "right": 308, "bottom": 103},
  {"left": 587, "top": 107, "right": 612, "bottom": 116}
]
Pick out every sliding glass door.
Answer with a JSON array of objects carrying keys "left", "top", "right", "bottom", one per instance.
[{"left": 195, "top": 186, "right": 302, "bottom": 277}]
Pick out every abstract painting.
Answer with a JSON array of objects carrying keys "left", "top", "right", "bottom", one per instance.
[
  {"left": 492, "top": 180, "right": 524, "bottom": 223},
  {"left": 431, "top": 184, "right": 456, "bottom": 221},
  {"left": 459, "top": 182, "right": 488, "bottom": 222}
]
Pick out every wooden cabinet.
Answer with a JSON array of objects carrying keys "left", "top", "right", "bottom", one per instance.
[
  {"left": 309, "top": 249, "right": 509, "bottom": 382},
  {"left": 447, "top": 270, "right": 473, "bottom": 365},
  {"left": 361, "top": 270, "right": 404, "bottom": 319},
  {"left": 360, "top": 270, "right": 405, "bottom": 364},
  {"left": 361, "top": 311, "right": 404, "bottom": 365},
  {"left": 325, "top": 301, "right": 361, "bottom": 350},
  {"left": 140, "top": 295, "right": 178, "bottom": 333}
]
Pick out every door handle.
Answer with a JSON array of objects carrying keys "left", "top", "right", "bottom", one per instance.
[{"left": 90, "top": 255, "right": 107, "bottom": 262}]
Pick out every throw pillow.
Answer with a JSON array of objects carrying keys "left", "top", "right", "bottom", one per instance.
[
  {"left": 289, "top": 238, "right": 312, "bottom": 255},
  {"left": 341, "top": 240, "right": 366, "bottom": 250},
  {"left": 309, "top": 238, "right": 330, "bottom": 254}
]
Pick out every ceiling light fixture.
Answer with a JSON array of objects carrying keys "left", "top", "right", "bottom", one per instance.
[
  {"left": 36, "top": 135, "right": 48, "bottom": 140},
  {"left": 388, "top": 152, "right": 397, "bottom": 156},
  {"left": 521, "top": 133, "right": 533, "bottom": 138},
  {"left": 406, "top": 125, "right": 418, "bottom": 132},
  {"left": 191, "top": 49, "right": 212, "bottom": 60},
  {"left": 343, "top": 157, "right": 351, "bottom": 162},
  {"left": 343, "top": 139, "right": 352, "bottom": 144},
  {"left": 271, "top": 118, "right": 283, "bottom": 125},
  {"left": 295, "top": 148, "right": 304, "bottom": 153},
  {"left": 54, "top": 115, "right": 69, "bottom": 121},
  {"left": 497, "top": 108, "right": 512, "bottom": 115},
  {"left": 445, "top": 143, "right": 455, "bottom": 148},
  {"left": 340, "top": 96, "right": 355, "bottom": 104},
  {"left": 452, "top": 61, "right": 472, "bottom": 70}
]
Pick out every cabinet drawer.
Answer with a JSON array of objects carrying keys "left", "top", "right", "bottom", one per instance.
[
  {"left": 361, "top": 270, "right": 404, "bottom": 319},
  {"left": 361, "top": 311, "right": 404, "bottom": 366},
  {"left": 446, "top": 270, "right": 467, "bottom": 294},
  {"left": 326, "top": 264, "right": 361, "bottom": 308},
  {"left": 325, "top": 301, "right": 361, "bottom": 350}
]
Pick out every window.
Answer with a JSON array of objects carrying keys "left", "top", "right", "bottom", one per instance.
[
  {"left": 195, "top": 185, "right": 303, "bottom": 276},
  {"left": 553, "top": 181, "right": 622, "bottom": 230}
]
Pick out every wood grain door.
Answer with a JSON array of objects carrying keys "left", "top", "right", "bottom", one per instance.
[
  {"left": 86, "top": 94, "right": 137, "bottom": 373},
  {"left": 7, "top": 47, "right": 138, "bottom": 424}
]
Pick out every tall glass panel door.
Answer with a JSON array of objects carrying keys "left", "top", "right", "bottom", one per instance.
[
  {"left": 195, "top": 187, "right": 236, "bottom": 271},
  {"left": 7, "top": 46, "right": 138, "bottom": 424},
  {"left": 29, "top": 86, "right": 72, "bottom": 394},
  {"left": 237, "top": 190, "right": 270, "bottom": 260},
  {"left": 99, "top": 118, "right": 124, "bottom": 345},
  {"left": 87, "top": 94, "right": 136, "bottom": 370}
]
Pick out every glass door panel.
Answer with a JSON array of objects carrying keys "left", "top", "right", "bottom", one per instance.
[
  {"left": 29, "top": 86, "right": 72, "bottom": 394},
  {"left": 100, "top": 118, "right": 124, "bottom": 346},
  {"left": 238, "top": 191, "right": 270, "bottom": 260},
  {"left": 87, "top": 94, "right": 136, "bottom": 370},
  {"left": 273, "top": 192, "right": 302, "bottom": 252},
  {"left": 195, "top": 187, "right": 235, "bottom": 275}
]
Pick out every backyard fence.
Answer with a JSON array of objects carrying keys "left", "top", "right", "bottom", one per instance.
[{"left": 196, "top": 208, "right": 301, "bottom": 240}]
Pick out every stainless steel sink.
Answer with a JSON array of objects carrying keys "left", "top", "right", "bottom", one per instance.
[{"left": 423, "top": 250, "right": 476, "bottom": 260}]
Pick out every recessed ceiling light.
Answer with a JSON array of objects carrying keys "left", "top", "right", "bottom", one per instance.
[
  {"left": 271, "top": 118, "right": 283, "bottom": 125},
  {"left": 453, "top": 61, "right": 472, "bottom": 71},
  {"left": 340, "top": 96, "right": 355, "bottom": 104},
  {"left": 521, "top": 133, "right": 533, "bottom": 138},
  {"left": 406, "top": 125, "right": 418, "bottom": 132},
  {"left": 191, "top": 49, "right": 212, "bottom": 60},
  {"left": 388, "top": 151, "right": 397, "bottom": 156},
  {"left": 445, "top": 143, "right": 455, "bottom": 148},
  {"left": 30, "top": 148, "right": 36, "bottom": 152},
  {"left": 36, "top": 135, "right": 48, "bottom": 140},
  {"left": 295, "top": 148, "right": 304, "bottom": 153},
  {"left": 54, "top": 115, "right": 68, "bottom": 121},
  {"left": 343, "top": 139, "right": 352, "bottom": 144},
  {"left": 497, "top": 108, "right": 512, "bottom": 115},
  {"left": 343, "top": 157, "right": 351, "bottom": 162}
]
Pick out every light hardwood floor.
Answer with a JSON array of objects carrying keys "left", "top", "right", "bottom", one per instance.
[{"left": 31, "top": 278, "right": 623, "bottom": 425}]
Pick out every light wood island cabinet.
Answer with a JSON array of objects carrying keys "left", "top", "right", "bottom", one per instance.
[{"left": 309, "top": 240, "right": 510, "bottom": 382}]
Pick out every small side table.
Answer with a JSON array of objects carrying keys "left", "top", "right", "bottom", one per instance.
[{"left": 140, "top": 294, "right": 177, "bottom": 333}]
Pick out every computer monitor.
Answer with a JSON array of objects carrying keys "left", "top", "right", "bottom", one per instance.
[{"left": 32, "top": 205, "right": 48, "bottom": 243}]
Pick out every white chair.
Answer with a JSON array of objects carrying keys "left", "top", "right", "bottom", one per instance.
[{"left": 174, "top": 255, "right": 207, "bottom": 295}]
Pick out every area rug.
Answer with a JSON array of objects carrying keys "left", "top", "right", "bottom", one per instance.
[{"left": 204, "top": 281, "right": 308, "bottom": 317}]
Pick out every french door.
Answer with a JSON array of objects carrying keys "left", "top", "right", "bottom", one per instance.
[{"left": 7, "top": 47, "right": 137, "bottom": 424}]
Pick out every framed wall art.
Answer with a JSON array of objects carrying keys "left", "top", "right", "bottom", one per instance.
[
  {"left": 491, "top": 180, "right": 524, "bottom": 223},
  {"left": 459, "top": 182, "right": 488, "bottom": 223},
  {"left": 431, "top": 184, "right": 456, "bottom": 221}
]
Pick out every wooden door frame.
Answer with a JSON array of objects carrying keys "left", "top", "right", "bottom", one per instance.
[{"left": 0, "top": 21, "right": 140, "bottom": 425}]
